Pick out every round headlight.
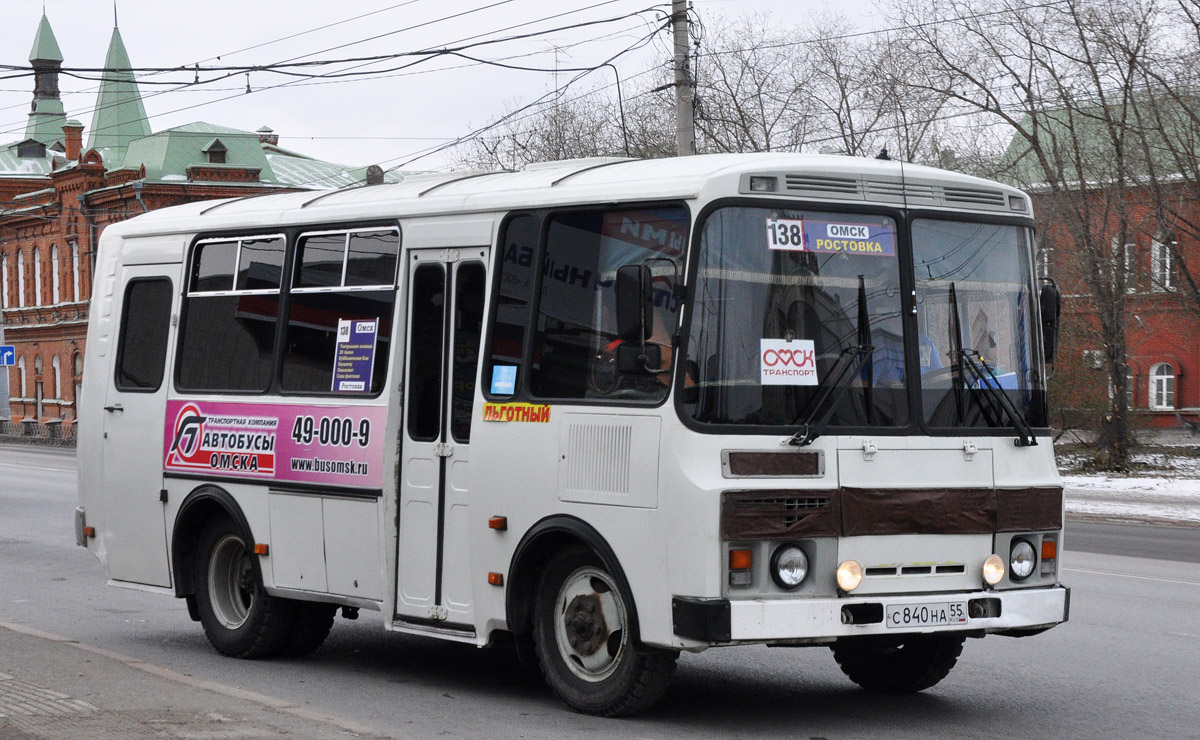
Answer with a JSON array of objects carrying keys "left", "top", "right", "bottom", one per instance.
[
  {"left": 837, "top": 560, "right": 863, "bottom": 592},
  {"left": 771, "top": 545, "right": 809, "bottom": 589},
  {"left": 1010, "top": 539, "right": 1037, "bottom": 581},
  {"left": 982, "top": 554, "right": 1006, "bottom": 586}
]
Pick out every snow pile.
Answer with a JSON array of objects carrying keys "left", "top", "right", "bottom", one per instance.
[{"left": 1062, "top": 475, "right": 1200, "bottom": 525}]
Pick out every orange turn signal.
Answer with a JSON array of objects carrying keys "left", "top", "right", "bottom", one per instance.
[
  {"left": 1041, "top": 540, "right": 1057, "bottom": 560},
  {"left": 488, "top": 516, "right": 508, "bottom": 531},
  {"left": 729, "top": 549, "right": 753, "bottom": 571},
  {"left": 82, "top": 526, "right": 95, "bottom": 538},
  {"left": 487, "top": 572, "right": 504, "bottom": 586},
  {"left": 253, "top": 544, "right": 269, "bottom": 556}
]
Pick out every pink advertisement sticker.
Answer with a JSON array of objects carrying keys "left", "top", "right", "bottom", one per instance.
[{"left": 164, "top": 399, "right": 388, "bottom": 490}]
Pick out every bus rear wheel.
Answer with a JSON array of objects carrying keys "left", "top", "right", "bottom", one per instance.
[
  {"left": 831, "top": 633, "right": 965, "bottom": 693},
  {"left": 194, "top": 519, "right": 295, "bottom": 658},
  {"left": 532, "top": 546, "right": 676, "bottom": 716}
]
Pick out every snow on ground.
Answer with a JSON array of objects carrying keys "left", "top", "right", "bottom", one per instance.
[
  {"left": 1058, "top": 443, "right": 1200, "bottom": 525},
  {"left": 1062, "top": 475, "right": 1200, "bottom": 525}
]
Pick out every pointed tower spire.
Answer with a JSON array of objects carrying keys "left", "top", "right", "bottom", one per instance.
[
  {"left": 86, "top": 24, "right": 151, "bottom": 162},
  {"left": 24, "top": 12, "right": 67, "bottom": 146}
]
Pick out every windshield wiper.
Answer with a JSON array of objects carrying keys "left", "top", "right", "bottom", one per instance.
[
  {"left": 787, "top": 277, "right": 874, "bottom": 447},
  {"left": 959, "top": 349, "right": 1037, "bottom": 447},
  {"left": 947, "top": 282, "right": 1036, "bottom": 447}
]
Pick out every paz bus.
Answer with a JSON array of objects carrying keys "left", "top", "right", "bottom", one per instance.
[{"left": 76, "top": 153, "right": 1068, "bottom": 716}]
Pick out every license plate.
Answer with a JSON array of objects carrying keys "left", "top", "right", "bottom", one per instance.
[{"left": 885, "top": 602, "right": 967, "bottom": 628}]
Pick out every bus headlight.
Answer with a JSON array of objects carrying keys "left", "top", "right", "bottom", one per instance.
[
  {"left": 1009, "top": 540, "right": 1037, "bottom": 581},
  {"left": 836, "top": 560, "right": 863, "bottom": 592},
  {"left": 770, "top": 545, "right": 809, "bottom": 589},
  {"left": 982, "top": 554, "right": 1006, "bottom": 585}
]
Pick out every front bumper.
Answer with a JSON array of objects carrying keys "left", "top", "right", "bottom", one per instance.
[{"left": 673, "top": 585, "right": 1069, "bottom": 643}]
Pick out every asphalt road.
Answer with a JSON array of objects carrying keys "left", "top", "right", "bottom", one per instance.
[
  {"left": 1066, "top": 520, "right": 1200, "bottom": 562},
  {"left": 2, "top": 444, "right": 1199, "bottom": 740}
]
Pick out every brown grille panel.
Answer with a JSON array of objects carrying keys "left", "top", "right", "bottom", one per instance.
[
  {"left": 725, "top": 451, "right": 822, "bottom": 477},
  {"left": 721, "top": 486, "right": 1063, "bottom": 540},
  {"left": 721, "top": 490, "right": 839, "bottom": 539}
]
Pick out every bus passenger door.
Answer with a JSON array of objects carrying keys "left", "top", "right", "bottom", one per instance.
[
  {"left": 100, "top": 266, "right": 176, "bottom": 587},
  {"left": 395, "top": 249, "right": 487, "bottom": 626}
]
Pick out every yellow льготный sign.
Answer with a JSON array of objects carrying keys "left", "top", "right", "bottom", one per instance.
[{"left": 481, "top": 402, "right": 551, "bottom": 423}]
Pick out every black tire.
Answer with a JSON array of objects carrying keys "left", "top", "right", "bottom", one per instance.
[
  {"left": 532, "top": 546, "right": 677, "bottom": 717},
  {"left": 193, "top": 518, "right": 296, "bottom": 658},
  {"left": 279, "top": 602, "right": 337, "bottom": 657},
  {"left": 831, "top": 633, "right": 965, "bottom": 693}
]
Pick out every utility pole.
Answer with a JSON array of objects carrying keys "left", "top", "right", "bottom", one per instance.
[{"left": 672, "top": 0, "right": 695, "bottom": 156}]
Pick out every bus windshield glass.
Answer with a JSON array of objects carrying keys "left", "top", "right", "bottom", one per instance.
[
  {"left": 913, "top": 219, "right": 1047, "bottom": 430},
  {"left": 683, "top": 206, "right": 907, "bottom": 428}
]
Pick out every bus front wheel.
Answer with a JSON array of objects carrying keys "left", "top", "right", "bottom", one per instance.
[
  {"left": 831, "top": 633, "right": 965, "bottom": 693},
  {"left": 532, "top": 546, "right": 677, "bottom": 716},
  {"left": 193, "top": 519, "right": 295, "bottom": 658}
]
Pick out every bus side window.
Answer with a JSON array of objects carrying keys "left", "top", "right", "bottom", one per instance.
[
  {"left": 530, "top": 206, "right": 687, "bottom": 401},
  {"left": 115, "top": 278, "right": 173, "bottom": 391},
  {"left": 178, "top": 237, "right": 283, "bottom": 392},
  {"left": 485, "top": 215, "right": 537, "bottom": 398}
]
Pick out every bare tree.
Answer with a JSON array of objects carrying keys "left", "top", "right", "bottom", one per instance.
[
  {"left": 885, "top": 0, "right": 1172, "bottom": 468},
  {"left": 690, "top": 14, "right": 819, "bottom": 153}
]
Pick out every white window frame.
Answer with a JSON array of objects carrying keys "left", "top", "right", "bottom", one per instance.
[
  {"left": 52, "top": 355, "right": 62, "bottom": 399},
  {"left": 33, "top": 247, "right": 42, "bottom": 306},
  {"left": 1151, "top": 237, "right": 1174, "bottom": 292},
  {"left": 71, "top": 241, "right": 81, "bottom": 302},
  {"left": 1, "top": 253, "right": 8, "bottom": 309},
  {"left": 17, "top": 251, "right": 25, "bottom": 308},
  {"left": 51, "top": 245, "right": 60, "bottom": 304},
  {"left": 1122, "top": 241, "right": 1136, "bottom": 293},
  {"left": 1037, "top": 241, "right": 1052, "bottom": 279},
  {"left": 1149, "top": 362, "right": 1176, "bottom": 410}
]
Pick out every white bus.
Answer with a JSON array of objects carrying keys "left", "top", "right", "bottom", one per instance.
[{"left": 76, "top": 153, "right": 1068, "bottom": 716}]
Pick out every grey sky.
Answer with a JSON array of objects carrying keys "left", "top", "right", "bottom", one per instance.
[{"left": 1, "top": 1, "right": 876, "bottom": 171}]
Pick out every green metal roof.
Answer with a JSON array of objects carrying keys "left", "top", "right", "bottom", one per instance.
[
  {"left": 1000, "top": 96, "right": 1200, "bottom": 188},
  {"left": 85, "top": 26, "right": 151, "bottom": 159},
  {"left": 24, "top": 98, "right": 66, "bottom": 147},
  {"left": 119, "top": 122, "right": 280, "bottom": 182},
  {"left": 0, "top": 142, "right": 54, "bottom": 178},
  {"left": 265, "top": 149, "right": 403, "bottom": 189},
  {"left": 28, "top": 13, "right": 63, "bottom": 63}
]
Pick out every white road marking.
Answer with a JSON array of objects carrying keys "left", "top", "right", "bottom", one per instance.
[{"left": 1064, "top": 566, "right": 1200, "bottom": 587}]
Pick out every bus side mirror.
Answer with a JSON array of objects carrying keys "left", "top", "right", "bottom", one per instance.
[
  {"left": 616, "top": 264, "right": 652, "bottom": 342},
  {"left": 1039, "top": 278, "right": 1061, "bottom": 365}
]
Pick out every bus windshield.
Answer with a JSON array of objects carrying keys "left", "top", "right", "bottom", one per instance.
[
  {"left": 682, "top": 206, "right": 1047, "bottom": 433},
  {"left": 682, "top": 205, "right": 907, "bottom": 428},
  {"left": 913, "top": 218, "right": 1047, "bottom": 431}
]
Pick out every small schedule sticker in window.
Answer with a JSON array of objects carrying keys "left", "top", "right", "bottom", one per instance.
[{"left": 332, "top": 318, "right": 379, "bottom": 392}]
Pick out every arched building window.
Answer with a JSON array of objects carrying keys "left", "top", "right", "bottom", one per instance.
[
  {"left": 51, "top": 245, "right": 60, "bottom": 304},
  {"left": 17, "top": 356, "right": 26, "bottom": 397},
  {"left": 71, "top": 241, "right": 81, "bottom": 302},
  {"left": 1, "top": 253, "right": 8, "bottom": 309},
  {"left": 33, "top": 354, "right": 43, "bottom": 419},
  {"left": 1150, "top": 363, "right": 1176, "bottom": 410},
  {"left": 17, "top": 250, "right": 25, "bottom": 307},
  {"left": 33, "top": 247, "right": 42, "bottom": 306},
  {"left": 73, "top": 353, "right": 83, "bottom": 419},
  {"left": 52, "top": 355, "right": 62, "bottom": 399}
]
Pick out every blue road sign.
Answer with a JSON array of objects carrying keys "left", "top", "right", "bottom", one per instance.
[{"left": 0, "top": 345, "right": 15, "bottom": 367}]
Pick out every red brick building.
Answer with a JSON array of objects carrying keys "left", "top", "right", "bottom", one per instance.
[
  {"left": 1032, "top": 184, "right": 1200, "bottom": 431},
  {"left": 1, "top": 14, "right": 395, "bottom": 428}
]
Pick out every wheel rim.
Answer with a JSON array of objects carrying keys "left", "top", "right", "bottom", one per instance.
[
  {"left": 553, "top": 566, "right": 628, "bottom": 682},
  {"left": 207, "top": 533, "right": 255, "bottom": 629}
]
